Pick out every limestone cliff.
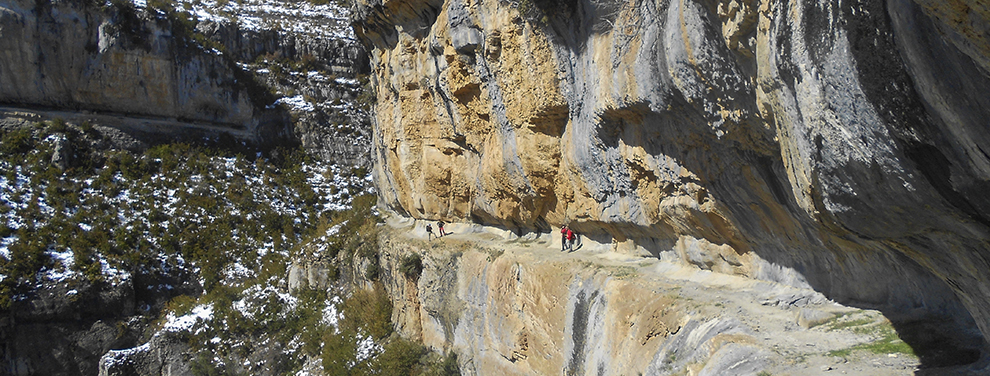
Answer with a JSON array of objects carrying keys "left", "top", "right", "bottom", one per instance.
[
  {"left": 0, "top": 0, "right": 373, "bottom": 161},
  {"left": 0, "top": 0, "right": 279, "bottom": 137},
  {"left": 352, "top": 0, "right": 990, "bottom": 366}
]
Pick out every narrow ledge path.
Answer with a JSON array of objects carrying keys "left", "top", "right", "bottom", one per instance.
[{"left": 384, "top": 217, "right": 923, "bottom": 375}]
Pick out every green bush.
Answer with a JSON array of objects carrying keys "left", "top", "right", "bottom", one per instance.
[
  {"left": 106, "top": 0, "right": 151, "bottom": 49},
  {"left": 1, "top": 128, "right": 33, "bottom": 155},
  {"left": 355, "top": 75, "right": 377, "bottom": 110},
  {"left": 321, "top": 284, "right": 454, "bottom": 375},
  {"left": 2, "top": 234, "right": 53, "bottom": 291},
  {"left": 342, "top": 284, "right": 393, "bottom": 340},
  {"left": 365, "top": 259, "right": 381, "bottom": 281},
  {"left": 0, "top": 135, "right": 399, "bottom": 373},
  {"left": 147, "top": 0, "right": 172, "bottom": 11},
  {"left": 294, "top": 54, "right": 321, "bottom": 72},
  {"left": 374, "top": 338, "right": 428, "bottom": 375},
  {"left": 71, "top": 245, "right": 104, "bottom": 282},
  {"left": 400, "top": 253, "right": 422, "bottom": 279},
  {"left": 433, "top": 352, "right": 461, "bottom": 376},
  {"left": 190, "top": 351, "right": 236, "bottom": 376},
  {"left": 322, "top": 326, "right": 359, "bottom": 375},
  {"left": 46, "top": 118, "right": 67, "bottom": 134}
]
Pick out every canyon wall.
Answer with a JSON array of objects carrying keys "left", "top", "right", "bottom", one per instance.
[
  {"left": 0, "top": 0, "right": 375, "bottom": 165},
  {"left": 352, "top": 0, "right": 990, "bottom": 361},
  {"left": 0, "top": 0, "right": 268, "bottom": 132}
]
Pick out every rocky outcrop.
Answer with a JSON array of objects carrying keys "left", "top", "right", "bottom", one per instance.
[
  {"left": 195, "top": 19, "right": 374, "bottom": 165},
  {"left": 353, "top": 0, "right": 990, "bottom": 366},
  {"left": 0, "top": 0, "right": 288, "bottom": 141},
  {"left": 1, "top": 279, "right": 144, "bottom": 376},
  {"left": 196, "top": 20, "right": 369, "bottom": 76},
  {"left": 98, "top": 332, "right": 193, "bottom": 376},
  {"left": 0, "top": 0, "right": 374, "bottom": 165}
]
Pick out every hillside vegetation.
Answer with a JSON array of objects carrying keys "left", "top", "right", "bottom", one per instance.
[{"left": 0, "top": 119, "right": 455, "bottom": 375}]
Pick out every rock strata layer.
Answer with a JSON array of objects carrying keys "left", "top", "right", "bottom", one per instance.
[{"left": 352, "top": 0, "right": 990, "bottom": 363}]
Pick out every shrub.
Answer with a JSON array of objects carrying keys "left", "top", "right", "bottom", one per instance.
[
  {"left": 400, "top": 253, "right": 422, "bottom": 279},
  {"left": 342, "top": 284, "right": 393, "bottom": 340},
  {"left": 3, "top": 235, "right": 53, "bottom": 288},
  {"left": 365, "top": 259, "right": 381, "bottom": 281},
  {"left": 46, "top": 118, "right": 67, "bottom": 134},
  {"left": 321, "top": 326, "right": 359, "bottom": 374},
  {"left": 1, "top": 128, "right": 33, "bottom": 155},
  {"left": 190, "top": 350, "right": 236, "bottom": 376},
  {"left": 374, "top": 338, "right": 428, "bottom": 375},
  {"left": 434, "top": 352, "right": 461, "bottom": 376},
  {"left": 355, "top": 75, "right": 377, "bottom": 110},
  {"left": 147, "top": 0, "right": 172, "bottom": 11},
  {"left": 294, "top": 53, "right": 321, "bottom": 72},
  {"left": 71, "top": 244, "right": 104, "bottom": 282},
  {"left": 106, "top": 0, "right": 151, "bottom": 50}
]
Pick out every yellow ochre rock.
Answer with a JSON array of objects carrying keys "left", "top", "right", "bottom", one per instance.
[{"left": 353, "top": 0, "right": 990, "bottom": 367}]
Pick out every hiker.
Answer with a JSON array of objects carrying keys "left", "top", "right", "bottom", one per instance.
[
  {"left": 561, "top": 225, "right": 569, "bottom": 251},
  {"left": 426, "top": 223, "right": 434, "bottom": 241},
  {"left": 437, "top": 220, "right": 446, "bottom": 237},
  {"left": 566, "top": 227, "right": 576, "bottom": 251}
]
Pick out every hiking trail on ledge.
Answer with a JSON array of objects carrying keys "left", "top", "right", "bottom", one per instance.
[{"left": 358, "top": 218, "right": 938, "bottom": 376}]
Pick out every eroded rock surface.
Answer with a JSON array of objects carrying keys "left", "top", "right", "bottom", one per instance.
[
  {"left": 0, "top": 0, "right": 373, "bottom": 162},
  {"left": 352, "top": 0, "right": 990, "bottom": 366},
  {"left": 0, "top": 0, "right": 268, "bottom": 133},
  {"left": 374, "top": 223, "right": 929, "bottom": 375}
]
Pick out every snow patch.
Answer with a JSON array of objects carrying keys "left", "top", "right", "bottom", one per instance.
[
  {"left": 45, "top": 248, "right": 76, "bottom": 282},
  {"left": 276, "top": 95, "right": 315, "bottom": 112},
  {"left": 102, "top": 342, "right": 151, "bottom": 369},
  {"left": 163, "top": 304, "right": 214, "bottom": 333}
]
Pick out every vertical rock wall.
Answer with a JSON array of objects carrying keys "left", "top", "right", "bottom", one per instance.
[
  {"left": 353, "top": 0, "right": 990, "bottom": 358},
  {"left": 0, "top": 0, "right": 277, "bottom": 140}
]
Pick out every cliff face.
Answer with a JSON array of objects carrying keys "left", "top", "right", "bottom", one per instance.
[
  {"left": 0, "top": 0, "right": 264, "bottom": 130},
  {"left": 353, "top": 0, "right": 990, "bottom": 360},
  {"left": 0, "top": 0, "right": 374, "bottom": 165}
]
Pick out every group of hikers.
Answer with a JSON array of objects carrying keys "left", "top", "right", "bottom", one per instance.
[
  {"left": 560, "top": 224, "right": 579, "bottom": 251},
  {"left": 424, "top": 219, "right": 579, "bottom": 251},
  {"left": 426, "top": 220, "right": 447, "bottom": 241}
]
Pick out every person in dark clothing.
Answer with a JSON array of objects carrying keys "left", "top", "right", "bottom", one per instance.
[
  {"left": 426, "top": 223, "right": 435, "bottom": 241},
  {"left": 437, "top": 220, "right": 446, "bottom": 237}
]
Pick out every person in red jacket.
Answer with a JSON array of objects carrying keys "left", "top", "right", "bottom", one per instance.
[
  {"left": 560, "top": 225, "right": 568, "bottom": 251},
  {"left": 566, "top": 227, "right": 576, "bottom": 251}
]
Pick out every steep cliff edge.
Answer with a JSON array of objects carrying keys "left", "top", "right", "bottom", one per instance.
[{"left": 352, "top": 0, "right": 990, "bottom": 367}]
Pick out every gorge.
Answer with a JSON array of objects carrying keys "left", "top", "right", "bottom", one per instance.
[{"left": 2, "top": 0, "right": 990, "bottom": 374}]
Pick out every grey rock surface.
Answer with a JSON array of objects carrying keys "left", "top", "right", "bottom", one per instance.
[
  {"left": 99, "top": 332, "right": 193, "bottom": 376},
  {"left": 353, "top": 0, "right": 990, "bottom": 366},
  {"left": 0, "top": 0, "right": 260, "bottom": 130},
  {"left": 1, "top": 280, "right": 146, "bottom": 376}
]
